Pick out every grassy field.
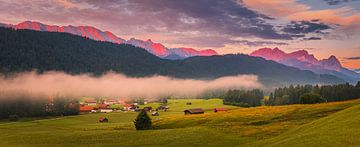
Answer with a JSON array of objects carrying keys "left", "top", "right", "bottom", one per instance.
[{"left": 0, "top": 98, "right": 359, "bottom": 146}]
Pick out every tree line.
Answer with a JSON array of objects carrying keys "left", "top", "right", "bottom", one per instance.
[
  {"left": 223, "top": 89, "right": 263, "bottom": 107},
  {"left": 0, "top": 91, "right": 79, "bottom": 120},
  {"left": 268, "top": 82, "right": 360, "bottom": 105}
]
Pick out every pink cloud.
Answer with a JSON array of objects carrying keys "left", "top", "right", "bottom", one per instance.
[{"left": 242, "top": 0, "right": 309, "bottom": 17}]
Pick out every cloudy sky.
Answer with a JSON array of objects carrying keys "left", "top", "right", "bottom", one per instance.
[{"left": 0, "top": 0, "right": 359, "bottom": 68}]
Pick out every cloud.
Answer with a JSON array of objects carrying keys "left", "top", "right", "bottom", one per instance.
[
  {"left": 323, "top": 0, "right": 359, "bottom": 5},
  {"left": 345, "top": 56, "right": 360, "bottom": 60},
  {"left": 303, "top": 37, "right": 322, "bottom": 40},
  {"left": 0, "top": 0, "right": 298, "bottom": 46},
  {"left": 236, "top": 40, "right": 288, "bottom": 46},
  {"left": 242, "top": 0, "right": 309, "bottom": 17},
  {"left": 282, "top": 21, "right": 332, "bottom": 34},
  {"left": 0, "top": 71, "right": 262, "bottom": 99}
]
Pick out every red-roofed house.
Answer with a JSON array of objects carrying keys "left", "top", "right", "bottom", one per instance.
[{"left": 80, "top": 106, "right": 94, "bottom": 113}]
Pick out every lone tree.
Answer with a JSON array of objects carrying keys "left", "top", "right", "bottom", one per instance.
[
  {"left": 300, "top": 93, "right": 326, "bottom": 104},
  {"left": 134, "top": 109, "right": 152, "bottom": 130}
]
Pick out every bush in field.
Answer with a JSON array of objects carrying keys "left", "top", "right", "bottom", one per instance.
[
  {"left": 300, "top": 93, "right": 326, "bottom": 104},
  {"left": 134, "top": 109, "right": 152, "bottom": 130},
  {"left": 8, "top": 114, "right": 19, "bottom": 121}
]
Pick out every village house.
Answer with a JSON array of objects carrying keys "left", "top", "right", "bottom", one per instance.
[
  {"left": 184, "top": 108, "right": 204, "bottom": 115},
  {"left": 123, "top": 104, "right": 137, "bottom": 111},
  {"left": 85, "top": 100, "right": 97, "bottom": 106},
  {"left": 79, "top": 105, "right": 94, "bottom": 113},
  {"left": 103, "top": 99, "right": 117, "bottom": 105},
  {"left": 99, "top": 104, "right": 113, "bottom": 113}
]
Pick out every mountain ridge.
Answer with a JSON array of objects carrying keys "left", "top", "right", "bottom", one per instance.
[
  {"left": 0, "top": 21, "right": 218, "bottom": 58},
  {"left": 250, "top": 47, "right": 360, "bottom": 83}
]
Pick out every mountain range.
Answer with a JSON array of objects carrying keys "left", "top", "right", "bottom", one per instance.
[
  {"left": 0, "top": 21, "right": 218, "bottom": 59},
  {"left": 250, "top": 48, "right": 360, "bottom": 83},
  {"left": 0, "top": 27, "right": 344, "bottom": 86},
  {"left": 0, "top": 21, "right": 358, "bottom": 84}
]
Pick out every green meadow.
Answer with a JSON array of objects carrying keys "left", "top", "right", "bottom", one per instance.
[{"left": 0, "top": 98, "right": 359, "bottom": 146}]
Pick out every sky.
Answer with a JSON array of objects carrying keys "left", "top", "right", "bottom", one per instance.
[{"left": 0, "top": 0, "right": 359, "bottom": 68}]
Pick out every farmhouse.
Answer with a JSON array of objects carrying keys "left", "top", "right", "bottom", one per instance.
[
  {"left": 104, "top": 100, "right": 117, "bottom": 105},
  {"left": 85, "top": 100, "right": 97, "bottom": 106},
  {"left": 123, "top": 104, "right": 137, "bottom": 111},
  {"left": 214, "top": 108, "right": 227, "bottom": 112},
  {"left": 79, "top": 106, "right": 93, "bottom": 113},
  {"left": 184, "top": 108, "right": 204, "bottom": 115},
  {"left": 98, "top": 104, "right": 113, "bottom": 113}
]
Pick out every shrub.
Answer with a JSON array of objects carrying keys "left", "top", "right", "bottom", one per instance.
[
  {"left": 300, "top": 93, "right": 326, "bottom": 104},
  {"left": 8, "top": 114, "right": 19, "bottom": 121},
  {"left": 134, "top": 109, "right": 152, "bottom": 130}
]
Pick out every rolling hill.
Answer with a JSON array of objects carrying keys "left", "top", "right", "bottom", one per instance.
[
  {"left": 0, "top": 99, "right": 358, "bottom": 146},
  {"left": 0, "top": 27, "right": 345, "bottom": 86},
  {"left": 251, "top": 103, "right": 360, "bottom": 146}
]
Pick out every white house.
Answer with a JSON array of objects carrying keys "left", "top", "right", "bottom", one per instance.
[{"left": 100, "top": 108, "right": 113, "bottom": 113}]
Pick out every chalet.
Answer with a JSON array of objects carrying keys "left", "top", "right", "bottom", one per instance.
[
  {"left": 79, "top": 106, "right": 94, "bottom": 113},
  {"left": 99, "top": 117, "right": 109, "bottom": 123},
  {"left": 214, "top": 108, "right": 227, "bottom": 112},
  {"left": 184, "top": 108, "right": 204, "bottom": 115},
  {"left": 85, "top": 100, "right": 97, "bottom": 106}
]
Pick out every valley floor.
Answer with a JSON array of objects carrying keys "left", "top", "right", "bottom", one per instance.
[{"left": 0, "top": 99, "right": 359, "bottom": 146}]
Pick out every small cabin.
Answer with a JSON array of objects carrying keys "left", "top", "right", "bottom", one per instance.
[
  {"left": 184, "top": 108, "right": 204, "bottom": 115},
  {"left": 214, "top": 108, "right": 227, "bottom": 112},
  {"left": 99, "top": 117, "right": 109, "bottom": 123}
]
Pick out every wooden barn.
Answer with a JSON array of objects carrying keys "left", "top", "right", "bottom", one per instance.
[
  {"left": 214, "top": 108, "right": 227, "bottom": 112},
  {"left": 184, "top": 108, "right": 204, "bottom": 115},
  {"left": 99, "top": 117, "right": 109, "bottom": 123}
]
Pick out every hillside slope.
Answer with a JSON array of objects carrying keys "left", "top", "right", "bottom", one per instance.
[
  {"left": 251, "top": 104, "right": 360, "bottom": 146},
  {"left": 0, "top": 27, "right": 344, "bottom": 85}
]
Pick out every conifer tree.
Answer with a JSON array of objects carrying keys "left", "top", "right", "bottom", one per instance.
[{"left": 134, "top": 109, "right": 152, "bottom": 130}]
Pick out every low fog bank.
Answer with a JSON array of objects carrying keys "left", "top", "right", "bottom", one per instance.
[{"left": 0, "top": 71, "right": 262, "bottom": 99}]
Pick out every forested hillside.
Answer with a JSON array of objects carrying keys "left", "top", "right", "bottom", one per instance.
[{"left": 0, "top": 27, "right": 345, "bottom": 85}]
